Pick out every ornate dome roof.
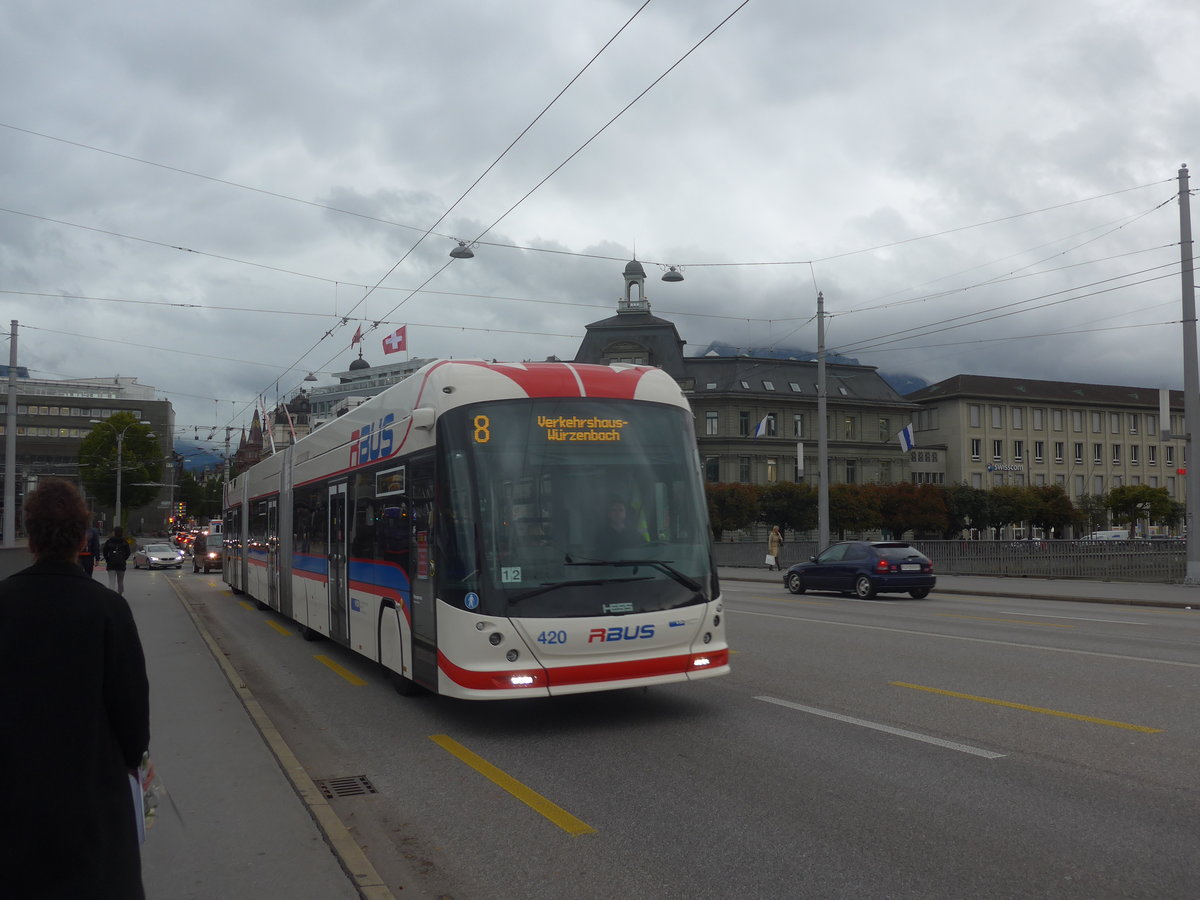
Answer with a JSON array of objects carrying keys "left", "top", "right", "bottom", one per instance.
[{"left": 623, "top": 259, "right": 646, "bottom": 278}]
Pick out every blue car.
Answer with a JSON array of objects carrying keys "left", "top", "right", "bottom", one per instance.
[{"left": 784, "top": 541, "right": 935, "bottom": 600}]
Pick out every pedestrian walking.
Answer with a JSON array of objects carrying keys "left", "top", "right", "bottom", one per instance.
[
  {"left": 0, "top": 479, "right": 151, "bottom": 899},
  {"left": 191, "top": 531, "right": 208, "bottom": 573},
  {"left": 79, "top": 520, "right": 101, "bottom": 577},
  {"left": 102, "top": 525, "right": 132, "bottom": 595},
  {"left": 766, "top": 525, "right": 784, "bottom": 571}
]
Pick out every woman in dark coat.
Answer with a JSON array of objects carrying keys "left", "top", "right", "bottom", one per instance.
[{"left": 0, "top": 479, "right": 151, "bottom": 899}]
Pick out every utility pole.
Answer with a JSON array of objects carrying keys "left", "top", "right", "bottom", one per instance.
[
  {"left": 1178, "top": 165, "right": 1200, "bottom": 583},
  {"left": 3, "top": 320, "right": 17, "bottom": 547},
  {"left": 817, "top": 292, "right": 829, "bottom": 548}
]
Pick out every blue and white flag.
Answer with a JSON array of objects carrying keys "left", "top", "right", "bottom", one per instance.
[
  {"left": 897, "top": 423, "right": 915, "bottom": 452},
  {"left": 754, "top": 415, "right": 770, "bottom": 438}
]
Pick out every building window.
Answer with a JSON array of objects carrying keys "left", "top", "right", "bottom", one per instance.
[
  {"left": 1131, "top": 445, "right": 1140, "bottom": 465},
  {"left": 1129, "top": 414, "right": 1139, "bottom": 435},
  {"left": 1112, "top": 444, "right": 1121, "bottom": 465},
  {"left": 970, "top": 438, "right": 981, "bottom": 460},
  {"left": 705, "top": 411, "right": 718, "bottom": 435},
  {"left": 793, "top": 414, "right": 804, "bottom": 438},
  {"left": 1093, "top": 475, "right": 1104, "bottom": 493},
  {"left": 1034, "top": 440, "right": 1044, "bottom": 462},
  {"left": 1168, "top": 476, "right": 1176, "bottom": 493},
  {"left": 879, "top": 461, "right": 891, "bottom": 483},
  {"left": 766, "top": 457, "right": 778, "bottom": 483},
  {"left": 789, "top": 382, "right": 802, "bottom": 392},
  {"left": 1150, "top": 475, "right": 1158, "bottom": 488},
  {"left": 1074, "top": 442, "right": 1084, "bottom": 464},
  {"left": 845, "top": 459, "right": 858, "bottom": 484},
  {"left": 1109, "top": 412, "right": 1121, "bottom": 434},
  {"left": 740, "top": 381, "right": 750, "bottom": 390},
  {"left": 1074, "top": 474, "right": 1084, "bottom": 496},
  {"left": 1147, "top": 413, "right": 1158, "bottom": 435},
  {"left": 992, "top": 439, "right": 1003, "bottom": 461},
  {"left": 1068, "top": 410, "right": 1079, "bottom": 432},
  {"left": 1055, "top": 473, "right": 1065, "bottom": 487},
  {"left": 1054, "top": 441, "right": 1064, "bottom": 462},
  {"left": 1091, "top": 412, "right": 1102, "bottom": 433},
  {"left": 765, "top": 413, "right": 778, "bottom": 437},
  {"left": 762, "top": 381, "right": 775, "bottom": 391},
  {"left": 1013, "top": 440, "right": 1024, "bottom": 460},
  {"left": 1113, "top": 475, "right": 1122, "bottom": 488},
  {"left": 878, "top": 417, "right": 891, "bottom": 442},
  {"left": 1093, "top": 443, "right": 1103, "bottom": 464},
  {"left": 739, "top": 411, "right": 750, "bottom": 436},
  {"left": 843, "top": 417, "right": 856, "bottom": 440},
  {"left": 1149, "top": 445, "right": 1157, "bottom": 465},
  {"left": 971, "top": 473, "right": 983, "bottom": 489},
  {"left": 991, "top": 406, "right": 1003, "bottom": 428},
  {"left": 1166, "top": 446, "right": 1175, "bottom": 466},
  {"left": 1033, "top": 408, "right": 1044, "bottom": 430},
  {"left": 704, "top": 457, "right": 720, "bottom": 483},
  {"left": 738, "top": 456, "right": 751, "bottom": 483},
  {"left": 1012, "top": 408, "right": 1024, "bottom": 429},
  {"left": 969, "top": 404, "right": 981, "bottom": 427}
]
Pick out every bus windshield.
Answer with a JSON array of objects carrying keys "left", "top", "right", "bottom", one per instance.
[{"left": 439, "top": 398, "right": 715, "bottom": 618}]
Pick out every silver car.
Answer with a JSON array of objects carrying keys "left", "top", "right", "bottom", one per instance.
[{"left": 133, "top": 543, "right": 184, "bottom": 569}]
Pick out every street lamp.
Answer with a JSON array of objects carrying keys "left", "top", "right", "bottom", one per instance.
[{"left": 89, "top": 419, "right": 154, "bottom": 529}]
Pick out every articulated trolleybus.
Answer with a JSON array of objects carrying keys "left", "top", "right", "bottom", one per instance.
[{"left": 223, "top": 360, "right": 729, "bottom": 699}]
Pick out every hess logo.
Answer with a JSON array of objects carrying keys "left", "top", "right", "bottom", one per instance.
[
  {"left": 587, "top": 624, "right": 655, "bottom": 643},
  {"left": 350, "top": 414, "right": 395, "bottom": 467}
]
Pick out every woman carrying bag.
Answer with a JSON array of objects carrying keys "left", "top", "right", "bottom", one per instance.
[{"left": 766, "top": 525, "right": 784, "bottom": 571}]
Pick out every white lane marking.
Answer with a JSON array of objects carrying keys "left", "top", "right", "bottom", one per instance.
[
  {"left": 731, "top": 609, "right": 1200, "bottom": 668},
  {"left": 756, "top": 696, "right": 1006, "bottom": 759},
  {"left": 990, "top": 609, "right": 1149, "bottom": 625}
]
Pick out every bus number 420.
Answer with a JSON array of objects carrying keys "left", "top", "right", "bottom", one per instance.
[{"left": 537, "top": 630, "right": 567, "bottom": 645}]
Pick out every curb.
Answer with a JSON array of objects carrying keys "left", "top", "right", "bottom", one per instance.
[{"left": 167, "top": 578, "right": 397, "bottom": 900}]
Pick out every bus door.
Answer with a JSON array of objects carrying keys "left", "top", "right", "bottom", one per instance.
[
  {"left": 266, "top": 499, "right": 280, "bottom": 610},
  {"left": 408, "top": 456, "right": 438, "bottom": 688},
  {"left": 328, "top": 483, "right": 349, "bottom": 644}
]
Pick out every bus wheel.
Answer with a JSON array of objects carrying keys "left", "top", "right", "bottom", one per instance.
[
  {"left": 390, "top": 669, "right": 420, "bottom": 696},
  {"left": 299, "top": 624, "right": 320, "bottom": 642}
]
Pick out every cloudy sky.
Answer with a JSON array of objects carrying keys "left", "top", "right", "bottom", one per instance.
[{"left": 2, "top": 0, "right": 1198, "bottom": 450}]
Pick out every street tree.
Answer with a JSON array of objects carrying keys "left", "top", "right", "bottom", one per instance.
[
  {"left": 705, "top": 483, "right": 759, "bottom": 540},
  {"left": 1028, "top": 484, "right": 1075, "bottom": 538},
  {"left": 1107, "top": 484, "right": 1174, "bottom": 532},
  {"left": 941, "top": 483, "right": 992, "bottom": 538},
  {"left": 78, "top": 412, "right": 162, "bottom": 524},
  {"left": 829, "top": 483, "right": 880, "bottom": 539},
  {"left": 874, "top": 483, "right": 949, "bottom": 539},
  {"left": 757, "top": 482, "right": 818, "bottom": 535}
]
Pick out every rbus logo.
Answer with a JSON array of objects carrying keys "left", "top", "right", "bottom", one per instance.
[
  {"left": 588, "top": 624, "right": 655, "bottom": 643},
  {"left": 349, "top": 414, "right": 395, "bottom": 468}
]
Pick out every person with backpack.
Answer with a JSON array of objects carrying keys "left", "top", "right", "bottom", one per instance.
[{"left": 102, "top": 526, "right": 132, "bottom": 596}]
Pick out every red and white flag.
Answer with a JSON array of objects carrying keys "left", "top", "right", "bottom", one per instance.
[
  {"left": 382, "top": 325, "right": 407, "bottom": 355},
  {"left": 351, "top": 324, "right": 363, "bottom": 345}
]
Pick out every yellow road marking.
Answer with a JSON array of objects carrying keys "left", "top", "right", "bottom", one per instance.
[
  {"left": 430, "top": 734, "right": 596, "bottom": 836},
  {"left": 265, "top": 619, "right": 293, "bottom": 637},
  {"left": 935, "top": 613, "right": 1072, "bottom": 628},
  {"left": 238, "top": 600, "right": 256, "bottom": 611},
  {"left": 314, "top": 654, "right": 367, "bottom": 686},
  {"left": 891, "top": 681, "right": 1163, "bottom": 733}
]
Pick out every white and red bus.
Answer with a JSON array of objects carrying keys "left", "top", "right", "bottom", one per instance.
[{"left": 222, "top": 360, "right": 729, "bottom": 699}]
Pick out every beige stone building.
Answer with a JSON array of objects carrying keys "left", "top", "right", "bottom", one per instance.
[{"left": 905, "top": 375, "right": 1187, "bottom": 507}]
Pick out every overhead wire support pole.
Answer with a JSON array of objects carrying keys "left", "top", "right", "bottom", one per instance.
[
  {"left": 3, "top": 320, "right": 17, "bottom": 547},
  {"left": 817, "top": 292, "right": 829, "bottom": 548},
  {"left": 1178, "top": 165, "right": 1200, "bottom": 583}
]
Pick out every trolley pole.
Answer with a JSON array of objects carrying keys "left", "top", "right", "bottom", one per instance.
[
  {"left": 1178, "top": 165, "right": 1200, "bottom": 583},
  {"left": 817, "top": 292, "right": 829, "bottom": 549}
]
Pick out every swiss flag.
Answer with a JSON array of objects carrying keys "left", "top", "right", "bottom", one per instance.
[
  {"left": 383, "top": 325, "right": 407, "bottom": 355},
  {"left": 351, "top": 324, "right": 363, "bottom": 345}
]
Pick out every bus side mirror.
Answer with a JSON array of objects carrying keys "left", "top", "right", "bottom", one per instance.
[{"left": 412, "top": 407, "right": 436, "bottom": 430}]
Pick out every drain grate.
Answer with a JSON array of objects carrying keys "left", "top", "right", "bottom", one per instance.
[{"left": 315, "top": 775, "right": 378, "bottom": 799}]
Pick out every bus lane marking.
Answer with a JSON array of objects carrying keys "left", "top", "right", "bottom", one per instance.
[
  {"left": 429, "top": 734, "right": 597, "bottom": 836},
  {"left": 934, "top": 613, "right": 1073, "bottom": 628},
  {"left": 890, "top": 682, "right": 1164, "bottom": 733},
  {"left": 755, "top": 696, "right": 1006, "bottom": 759},
  {"left": 237, "top": 600, "right": 256, "bottom": 612},
  {"left": 314, "top": 654, "right": 368, "bottom": 686},
  {"left": 265, "top": 619, "right": 293, "bottom": 637}
]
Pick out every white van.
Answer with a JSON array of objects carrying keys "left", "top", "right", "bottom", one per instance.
[{"left": 1084, "top": 530, "right": 1130, "bottom": 541}]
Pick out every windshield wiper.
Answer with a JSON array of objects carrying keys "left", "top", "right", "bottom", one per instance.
[
  {"left": 508, "top": 575, "right": 653, "bottom": 605},
  {"left": 564, "top": 554, "right": 704, "bottom": 593}
]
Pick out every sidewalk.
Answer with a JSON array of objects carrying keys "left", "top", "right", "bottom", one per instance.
[
  {"left": 718, "top": 566, "right": 1200, "bottom": 609},
  {"left": 123, "top": 569, "right": 395, "bottom": 899}
]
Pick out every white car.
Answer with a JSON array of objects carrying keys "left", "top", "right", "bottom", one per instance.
[{"left": 133, "top": 543, "right": 184, "bottom": 569}]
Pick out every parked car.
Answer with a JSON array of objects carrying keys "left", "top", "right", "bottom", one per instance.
[
  {"left": 784, "top": 541, "right": 936, "bottom": 600},
  {"left": 133, "top": 543, "right": 185, "bottom": 569}
]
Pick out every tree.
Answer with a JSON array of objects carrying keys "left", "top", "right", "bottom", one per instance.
[
  {"left": 942, "top": 483, "right": 992, "bottom": 538},
  {"left": 875, "top": 483, "right": 949, "bottom": 539},
  {"left": 988, "top": 485, "right": 1036, "bottom": 537},
  {"left": 79, "top": 413, "right": 163, "bottom": 524},
  {"left": 705, "top": 483, "right": 759, "bottom": 540},
  {"left": 1028, "top": 484, "right": 1075, "bottom": 538},
  {"left": 829, "top": 483, "right": 880, "bottom": 539},
  {"left": 757, "top": 482, "right": 818, "bottom": 534},
  {"left": 1074, "top": 494, "right": 1110, "bottom": 533},
  {"left": 1107, "top": 485, "right": 1174, "bottom": 533}
]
